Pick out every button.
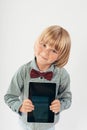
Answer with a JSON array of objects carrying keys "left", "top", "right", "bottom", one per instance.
[{"left": 40, "top": 76, "right": 43, "bottom": 79}]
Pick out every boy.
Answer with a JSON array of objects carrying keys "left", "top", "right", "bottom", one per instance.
[{"left": 4, "top": 25, "right": 72, "bottom": 130}]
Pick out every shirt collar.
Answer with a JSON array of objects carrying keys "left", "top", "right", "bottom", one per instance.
[{"left": 30, "top": 57, "right": 55, "bottom": 72}]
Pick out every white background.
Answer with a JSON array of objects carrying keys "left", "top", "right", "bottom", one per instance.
[{"left": 0, "top": 0, "right": 87, "bottom": 130}]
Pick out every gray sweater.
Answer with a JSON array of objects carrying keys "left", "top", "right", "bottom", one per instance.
[{"left": 4, "top": 58, "right": 72, "bottom": 130}]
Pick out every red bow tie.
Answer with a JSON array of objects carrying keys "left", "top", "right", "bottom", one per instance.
[{"left": 30, "top": 69, "right": 53, "bottom": 81}]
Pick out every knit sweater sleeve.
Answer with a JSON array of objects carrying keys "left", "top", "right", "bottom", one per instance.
[
  {"left": 56, "top": 68, "right": 72, "bottom": 112},
  {"left": 4, "top": 65, "right": 26, "bottom": 113}
]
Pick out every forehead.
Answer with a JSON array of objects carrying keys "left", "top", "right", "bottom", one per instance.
[{"left": 38, "top": 30, "right": 61, "bottom": 51}]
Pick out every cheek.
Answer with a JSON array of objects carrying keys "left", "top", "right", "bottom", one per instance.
[
  {"left": 34, "top": 44, "right": 42, "bottom": 55},
  {"left": 49, "top": 55, "right": 58, "bottom": 61}
]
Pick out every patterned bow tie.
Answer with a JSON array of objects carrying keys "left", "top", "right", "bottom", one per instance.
[{"left": 30, "top": 69, "right": 53, "bottom": 81}]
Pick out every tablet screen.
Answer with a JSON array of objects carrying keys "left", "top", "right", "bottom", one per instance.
[{"left": 27, "top": 82, "right": 56, "bottom": 123}]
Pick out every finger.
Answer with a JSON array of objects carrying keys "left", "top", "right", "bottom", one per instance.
[
  {"left": 22, "top": 105, "right": 34, "bottom": 113},
  {"left": 22, "top": 108, "right": 34, "bottom": 113},
  {"left": 24, "top": 105, "right": 34, "bottom": 109},
  {"left": 25, "top": 106, "right": 34, "bottom": 111},
  {"left": 50, "top": 103, "right": 60, "bottom": 109},
  {"left": 23, "top": 100, "right": 34, "bottom": 107},
  {"left": 51, "top": 99, "right": 60, "bottom": 105},
  {"left": 50, "top": 107, "right": 60, "bottom": 111},
  {"left": 25, "top": 104, "right": 34, "bottom": 110},
  {"left": 23, "top": 103, "right": 34, "bottom": 107},
  {"left": 24, "top": 99, "right": 33, "bottom": 104},
  {"left": 50, "top": 105, "right": 60, "bottom": 112},
  {"left": 50, "top": 106, "right": 60, "bottom": 110},
  {"left": 52, "top": 110, "right": 59, "bottom": 114},
  {"left": 50, "top": 106, "right": 60, "bottom": 113},
  {"left": 50, "top": 103, "right": 60, "bottom": 108}
]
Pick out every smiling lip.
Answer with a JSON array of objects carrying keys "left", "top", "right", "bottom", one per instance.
[{"left": 40, "top": 55, "right": 47, "bottom": 60}]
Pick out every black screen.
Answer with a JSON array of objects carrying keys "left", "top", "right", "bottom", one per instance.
[{"left": 27, "top": 82, "right": 56, "bottom": 123}]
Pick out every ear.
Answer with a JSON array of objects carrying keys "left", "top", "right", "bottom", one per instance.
[
  {"left": 34, "top": 41, "right": 37, "bottom": 51},
  {"left": 34, "top": 40, "right": 38, "bottom": 56},
  {"left": 34, "top": 43, "right": 36, "bottom": 56},
  {"left": 34, "top": 39, "right": 38, "bottom": 48}
]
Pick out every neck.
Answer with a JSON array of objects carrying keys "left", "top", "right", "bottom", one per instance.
[{"left": 36, "top": 62, "right": 50, "bottom": 72}]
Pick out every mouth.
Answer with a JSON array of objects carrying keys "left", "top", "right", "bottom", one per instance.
[{"left": 40, "top": 55, "right": 47, "bottom": 60}]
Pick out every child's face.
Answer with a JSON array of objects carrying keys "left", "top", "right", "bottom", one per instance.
[{"left": 34, "top": 41, "right": 59, "bottom": 69}]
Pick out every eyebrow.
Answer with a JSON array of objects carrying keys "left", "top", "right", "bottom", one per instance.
[{"left": 39, "top": 40, "right": 58, "bottom": 50}]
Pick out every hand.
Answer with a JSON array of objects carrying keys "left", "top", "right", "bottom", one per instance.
[
  {"left": 19, "top": 99, "right": 34, "bottom": 113},
  {"left": 50, "top": 99, "right": 61, "bottom": 114}
]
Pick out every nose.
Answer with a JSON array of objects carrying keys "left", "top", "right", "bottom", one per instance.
[
  {"left": 41, "top": 49, "right": 49, "bottom": 58},
  {"left": 44, "top": 49, "right": 49, "bottom": 55}
]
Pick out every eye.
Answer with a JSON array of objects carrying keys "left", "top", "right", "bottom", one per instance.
[
  {"left": 42, "top": 44, "right": 46, "bottom": 47},
  {"left": 52, "top": 49, "right": 57, "bottom": 53}
]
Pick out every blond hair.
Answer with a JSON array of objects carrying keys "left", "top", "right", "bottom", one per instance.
[{"left": 38, "top": 25, "right": 71, "bottom": 68}]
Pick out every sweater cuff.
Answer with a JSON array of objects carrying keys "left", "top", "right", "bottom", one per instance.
[
  {"left": 10, "top": 101, "right": 23, "bottom": 114},
  {"left": 59, "top": 100, "right": 65, "bottom": 112}
]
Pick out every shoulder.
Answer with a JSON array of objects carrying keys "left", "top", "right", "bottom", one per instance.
[
  {"left": 55, "top": 66, "right": 70, "bottom": 81},
  {"left": 54, "top": 67, "right": 70, "bottom": 87},
  {"left": 20, "top": 60, "right": 32, "bottom": 70},
  {"left": 60, "top": 68, "right": 70, "bottom": 77},
  {"left": 15, "top": 60, "right": 32, "bottom": 77}
]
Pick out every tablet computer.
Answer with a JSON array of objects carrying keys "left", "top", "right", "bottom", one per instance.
[{"left": 27, "top": 82, "right": 56, "bottom": 123}]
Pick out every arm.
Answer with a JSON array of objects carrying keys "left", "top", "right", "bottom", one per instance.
[
  {"left": 4, "top": 65, "right": 25, "bottom": 114},
  {"left": 56, "top": 68, "right": 72, "bottom": 112}
]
